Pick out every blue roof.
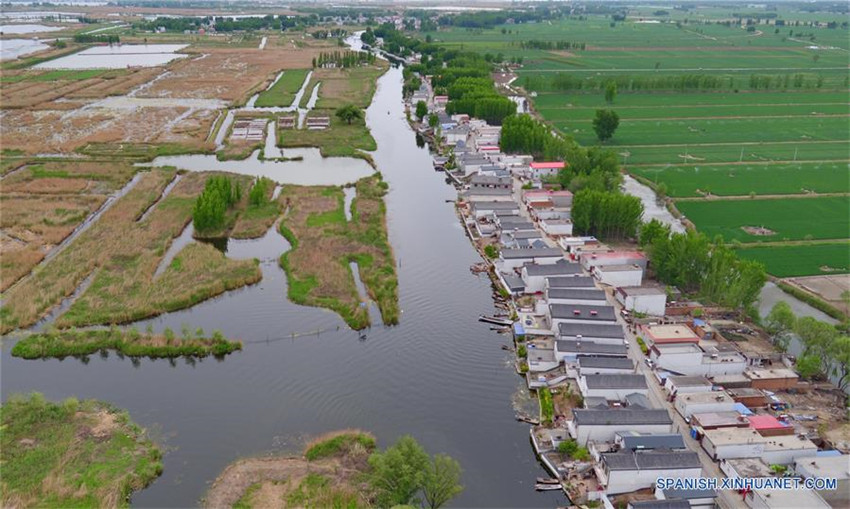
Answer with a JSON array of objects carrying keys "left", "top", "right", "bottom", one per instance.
[
  {"left": 733, "top": 402, "right": 753, "bottom": 415},
  {"left": 816, "top": 449, "right": 843, "bottom": 457},
  {"left": 513, "top": 323, "right": 525, "bottom": 336}
]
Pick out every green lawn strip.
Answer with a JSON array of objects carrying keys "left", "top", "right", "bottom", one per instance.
[
  {"left": 735, "top": 242, "right": 850, "bottom": 277},
  {"left": 631, "top": 162, "right": 850, "bottom": 197},
  {"left": 1, "top": 394, "right": 162, "bottom": 508},
  {"left": 11, "top": 328, "right": 241, "bottom": 359},
  {"left": 677, "top": 196, "right": 850, "bottom": 243},
  {"left": 254, "top": 69, "right": 310, "bottom": 108},
  {"left": 304, "top": 431, "right": 376, "bottom": 461}
]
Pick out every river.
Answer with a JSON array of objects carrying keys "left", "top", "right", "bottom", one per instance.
[{"left": 1, "top": 66, "right": 559, "bottom": 506}]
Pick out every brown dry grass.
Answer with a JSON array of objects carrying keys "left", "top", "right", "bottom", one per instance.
[
  {"left": 313, "top": 64, "right": 387, "bottom": 110},
  {"left": 1, "top": 68, "right": 162, "bottom": 109},
  {"left": 138, "top": 46, "right": 325, "bottom": 104}
]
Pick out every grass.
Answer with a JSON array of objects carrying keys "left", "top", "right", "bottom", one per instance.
[
  {"left": 632, "top": 162, "right": 849, "bottom": 197},
  {"left": 279, "top": 110, "right": 377, "bottom": 159},
  {"left": 77, "top": 142, "right": 215, "bottom": 161},
  {"left": 278, "top": 176, "right": 398, "bottom": 330},
  {"left": 11, "top": 328, "right": 242, "bottom": 360},
  {"left": 304, "top": 431, "right": 377, "bottom": 461},
  {"left": 0, "top": 393, "right": 162, "bottom": 508},
  {"left": 676, "top": 196, "right": 850, "bottom": 243},
  {"left": 254, "top": 69, "right": 310, "bottom": 108},
  {"left": 285, "top": 473, "right": 368, "bottom": 509},
  {"left": 736, "top": 242, "right": 850, "bottom": 277},
  {"left": 312, "top": 65, "right": 387, "bottom": 110},
  {"left": 538, "top": 388, "right": 554, "bottom": 425}
]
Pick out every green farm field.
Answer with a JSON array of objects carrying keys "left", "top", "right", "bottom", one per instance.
[
  {"left": 736, "top": 242, "right": 850, "bottom": 277},
  {"left": 677, "top": 196, "right": 850, "bottom": 243},
  {"left": 254, "top": 69, "right": 310, "bottom": 108},
  {"left": 632, "top": 162, "right": 850, "bottom": 197}
]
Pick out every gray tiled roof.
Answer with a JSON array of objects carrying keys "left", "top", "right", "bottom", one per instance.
[
  {"left": 557, "top": 339, "right": 627, "bottom": 355},
  {"left": 578, "top": 357, "right": 634, "bottom": 370},
  {"left": 548, "top": 288, "right": 606, "bottom": 301},
  {"left": 629, "top": 501, "right": 691, "bottom": 509},
  {"left": 550, "top": 303, "right": 616, "bottom": 321},
  {"left": 602, "top": 450, "right": 700, "bottom": 471},
  {"left": 619, "top": 432, "right": 686, "bottom": 451},
  {"left": 584, "top": 374, "right": 647, "bottom": 390},
  {"left": 547, "top": 275, "right": 595, "bottom": 288},
  {"left": 501, "top": 248, "right": 562, "bottom": 259},
  {"left": 573, "top": 408, "right": 672, "bottom": 426},
  {"left": 523, "top": 261, "right": 581, "bottom": 276}
]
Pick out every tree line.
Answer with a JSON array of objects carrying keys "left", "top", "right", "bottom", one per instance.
[
  {"left": 765, "top": 301, "right": 850, "bottom": 392},
  {"left": 639, "top": 220, "right": 767, "bottom": 316},
  {"left": 73, "top": 33, "right": 119, "bottom": 44},
  {"left": 523, "top": 72, "right": 838, "bottom": 93},
  {"left": 571, "top": 189, "right": 643, "bottom": 241},
  {"left": 312, "top": 50, "right": 375, "bottom": 69},
  {"left": 518, "top": 40, "right": 586, "bottom": 50},
  {"left": 193, "top": 176, "right": 241, "bottom": 233}
]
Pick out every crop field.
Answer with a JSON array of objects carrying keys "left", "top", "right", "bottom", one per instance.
[
  {"left": 736, "top": 242, "right": 850, "bottom": 277},
  {"left": 254, "top": 68, "right": 310, "bottom": 107},
  {"left": 677, "top": 196, "right": 850, "bottom": 243},
  {"left": 632, "top": 161, "right": 849, "bottom": 197},
  {"left": 427, "top": 7, "right": 849, "bottom": 276}
]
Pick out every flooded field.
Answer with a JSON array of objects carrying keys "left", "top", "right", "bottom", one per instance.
[
  {"left": 34, "top": 44, "right": 189, "bottom": 69},
  {"left": 0, "top": 23, "right": 62, "bottom": 34},
  {"left": 0, "top": 37, "right": 49, "bottom": 59}
]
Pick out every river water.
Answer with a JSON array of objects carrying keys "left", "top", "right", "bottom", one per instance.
[{"left": 1, "top": 66, "right": 558, "bottom": 506}]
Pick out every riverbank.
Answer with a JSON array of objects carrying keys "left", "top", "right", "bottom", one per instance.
[
  {"left": 1, "top": 393, "right": 163, "bottom": 508},
  {"left": 11, "top": 328, "right": 242, "bottom": 359}
]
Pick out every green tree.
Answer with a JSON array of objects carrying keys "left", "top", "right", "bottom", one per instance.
[
  {"left": 335, "top": 104, "right": 364, "bottom": 125},
  {"left": 828, "top": 335, "right": 850, "bottom": 391},
  {"left": 765, "top": 301, "right": 795, "bottom": 336},
  {"left": 796, "top": 354, "right": 822, "bottom": 379},
  {"left": 421, "top": 454, "right": 464, "bottom": 509},
  {"left": 604, "top": 81, "right": 617, "bottom": 103},
  {"left": 592, "top": 109, "right": 620, "bottom": 142},
  {"left": 415, "top": 100, "right": 428, "bottom": 121},
  {"left": 428, "top": 113, "right": 439, "bottom": 128},
  {"left": 638, "top": 219, "right": 671, "bottom": 248},
  {"left": 368, "top": 436, "right": 429, "bottom": 507}
]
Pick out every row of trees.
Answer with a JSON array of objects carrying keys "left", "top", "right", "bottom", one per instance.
[
  {"left": 523, "top": 72, "right": 836, "bottom": 93},
  {"left": 313, "top": 50, "right": 375, "bottom": 69},
  {"left": 73, "top": 33, "right": 119, "bottom": 44},
  {"left": 518, "top": 40, "right": 587, "bottom": 50},
  {"left": 443, "top": 76, "right": 516, "bottom": 125},
  {"left": 765, "top": 302, "right": 850, "bottom": 391},
  {"left": 192, "top": 176, "right": 241, "bottom": 233},
  {"left": 571, "top": 190, "right": 644, "bottom": 241},
  {"left": 248, "top": 177, "right": 273, "bottom": 206},
  {"left": 639, "top": 221, "right": 767, "bottom": 314},
  {"left": 310, "top": 28, "right": 347, "bottom": 39}
]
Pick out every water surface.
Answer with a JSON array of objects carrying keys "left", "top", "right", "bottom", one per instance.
[
  {"left": 0, "top": 37, "right": 48, "bottom": 59},
  {"left": 0, "top": 23, "right": 61, "bottom": 34},
  {"left": 34, "top": 44, "right": 188, "bottom": 69}
]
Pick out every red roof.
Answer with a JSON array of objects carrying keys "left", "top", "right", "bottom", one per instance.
[
  {"left": 530, "top": 162, "right": 566, "bottom": 169},
  {"left": 747, "top": 415, "right": 789, "bottom": 431}
]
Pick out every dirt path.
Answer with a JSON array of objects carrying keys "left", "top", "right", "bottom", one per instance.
[
  {"left": 203, "top": 457, "right": 336, "bottom": 508},
  {"left": 674, "top": 191, "right": 850, "bottom": 201},
  {"left": 629, "top": 158, "right": 850, "bottom": 168}
]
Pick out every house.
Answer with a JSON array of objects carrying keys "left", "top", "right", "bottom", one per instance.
[
  {"left": 726, "top": 388, "right": 768, "bottom": 408},
  {"left": 525, "top": 346, "right": 559, "bottom": 373},
  {"left": 744, "top": 368, "right": 799, "bottom": 391},
  {"left": 629, "top": 501, "right": 691, "bottom": 509},
  {"left": 539, "top": 217, "right": 573, "bottom": 237},
  {"left": 469, "top": 201, "right": 517, "bottom": 219},
  {"left": 651, "top": 343, "right": 747, "bottom": 377},
  {"left": 598, "top": 450, "right": 702, "bottom": 495},
  {"left": 498, "top": 248, "right": 563, "bottom": 271},
  {"left": 794, "top": 454, "right": 850, "bottom": 509},
  {"left": 549, "top": 303, "right": 616, "bottom": 332},
  {"left": 497, "top": 272, "right": 525, "bottom": 296},
  {"left": 546, "top": 288, "right": 608, "bottom": 306},
  {"left": 674, "top": 391, "right": 737, "bottom": 419},
  {"left": 559, "top": 236, "right": 601, "bottom": 255},
  {"left": 528, "top": 161, "right": 565, "bottom": 179},
  {"left": 500, "top": 230, "right": 546, "bottom": 250},
  {"left": 747, "top": 415, "right": 794, "bottom": 437},
  {"left": 443, "top": 126, "right": 469, "bottom": 145},
  {"left": 523, "top": 189, "right": 573, "bottom": 208},
  {"left": 578, "top": 356, "right": 635, "bottom": 375},
  {"left": 557, "top": 322, "right": 625, "bottom": 345},
  {"left": 745, "top": 488, "right": 830, "bottom": 509},
  {"left": 615, "top": 431, "right": 686, "bottom": 451},
  {"left": 495, "top": 216, "right": 536, "bottom": 231},
  {"left": 464, "top": 187, "right": 512, "bottom": 201},
  {"left": 458, "top": 153, "right": 490, "bottom": 176},
  {"left": 593, "top": 264, "right": 644, "bottom": 287},
  {"left": 616, "top": 286, "right": 668, "bottom": 316},
  {"left": 702, "top": 427, "right": 817, "bottom": 464},
  {"left": 580, "top": 374, "right": 648, "bottom": 401},
  {"left": 555, "top": 340, "right": 627, "bottom": 363},
  {"left": 569, "top": 408, "right": 673, "bottom": 446},
  {"left": 664, "top": 376, "right": 713, "bottom": 395},
  {"left": 641, "top": 324, "right": 701, "bottom": 346},
  {"left": 521, "top": 260, "right": 582, "bottom": 293},
  {"left": 654, "top": 487, "right": 717, "bottom": 509},
  {"left": 580, "top": 250, "right": 647, "bottom": 271},
  {"left": 691, "top": 411, "right": 750, "bottom": 430},
  {"left": 546, "top": 275, "right": 595, "bottom": 289},
  {"left": 711, "top": 373, "right": 752, "bottom": 389},
  {"left": 720, "top": 457, "right": 773, "bottom": 479},
  {"left": 469, "top": 174, "right": 511, "bottom": 190}
]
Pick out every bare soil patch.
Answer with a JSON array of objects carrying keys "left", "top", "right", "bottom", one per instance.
[
  {"left": 742, "top": 225, "right": 775, "bottom": 236},
  {"left": 783, "top": 274, "right": 850, "bottom": 314}
]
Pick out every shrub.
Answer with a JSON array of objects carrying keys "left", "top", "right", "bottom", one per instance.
[{"left": 483, "top": 244, "right": 499, "bottom": 259}]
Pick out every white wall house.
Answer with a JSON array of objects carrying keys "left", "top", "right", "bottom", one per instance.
[
  {"left": 599, "top": 451, "right": 702, "bottom": 495},
  {"left": 546, "top": 287, "right": 608, "bottom": 306},
  {"left": 702, "top": 428, "right": 817, "bottom": 464},
  {"left": 555, "top": 339, "right": 628, "bottom": 363},
  {"left": 580, "top": 251, "right": 647, "bottom": 271},
  {"left": 616, "top": 286, "right": 667, "bottom": 316},
  {"left": 546, "top": 275, "right": 596, "bottom": 290},
  {"left": 470, "top": 201, "right": 517, "bottom": 219},
  {"left": 674, "top": 391, "right": 737, "bottom": 418},
  {"left": 654, "top": 486, "right": 717, "bottom": 509},
  {"left": 499, "top": 248, "right": 563, "bottom": 271},
  {"left": 651, "top": 344, "right": 748, "bottom": 377},
  {"left": 579, "top": 374, "right": 648, "bottom": 401},
  {"left": 549, "top": 303, "right": 617, "bottom": 333},
  {"left": 664, "top": 376, "right": 714, "bottom": 395},
  {"left": 569, "top": 409, "right": 673, "bottom": 446},
  {"left": 578, "top": 357, "right": 635, "bottom": 376},
  {"left": 521, "top": 261, "right": 582, "bottom": 293},
  {"left": 540, "top": 218, "right": 573, "bottom": 237},
  {"left": 593, "top": 264, "right": 644, "bottom": 287}
]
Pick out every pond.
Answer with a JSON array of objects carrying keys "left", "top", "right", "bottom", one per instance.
[
  {"left": 0, "top": 38, "right": 49, "bottom": 59},
  {"left": 2, "top": 67, "right": 558, "bottom": 508},
  {"left": 34, "top": 44, "right": 189, "bottom": 69},
  {"left": 0, "top": 23, "right": 62, "bottom": 34}
]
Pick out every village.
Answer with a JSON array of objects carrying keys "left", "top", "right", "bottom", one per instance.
[{"left": 407, "top": 77, "right": 849, "bottom": 509}]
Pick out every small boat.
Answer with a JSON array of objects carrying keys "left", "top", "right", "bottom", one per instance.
[
  {"left": 536, "top": 477, "right": 560, "bottom": 485},
  {"left": 535, "top": 483, "right": 562, "bottom": 491},
  {"left": 515, "top": 415, "right": 540, "bottom": 425},
  {"left": 479, "top": 315, "right": 513, "bottom": 326}
]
